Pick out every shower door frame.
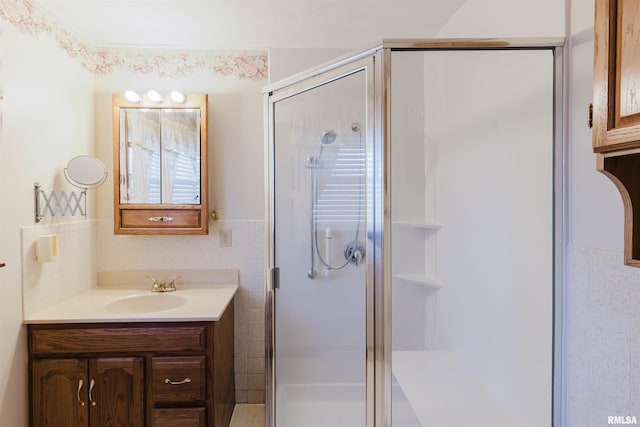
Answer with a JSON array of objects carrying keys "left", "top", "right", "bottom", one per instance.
[
  {"left": 264, "top": 38, "right": 566, "bottom": 427},
  {"left": 264, "top": 51, "right": 381, "bottom": 427}
]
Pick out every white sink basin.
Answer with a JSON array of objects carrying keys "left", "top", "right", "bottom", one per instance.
[{"left": 105, "top": 293, "right": 187, "bottom": 314}]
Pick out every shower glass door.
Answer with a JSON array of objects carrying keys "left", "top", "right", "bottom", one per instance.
[
  {"left": 270, "top": 64, "right": 370, "bottom": 427},
  {"left": 389, "top": 49, "right": 555, "bottom": 427}
]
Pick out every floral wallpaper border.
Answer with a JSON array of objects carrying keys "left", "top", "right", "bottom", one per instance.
[{"left": 0, "top": 0, "right": 268, "bottom": 80}]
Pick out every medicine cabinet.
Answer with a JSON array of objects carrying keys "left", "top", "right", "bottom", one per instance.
[{"left": 112, "top": 93, "right": 208, "bottom": 235}]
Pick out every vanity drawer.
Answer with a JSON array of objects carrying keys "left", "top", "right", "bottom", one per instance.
[
  {"left": 151, "top": 408, "right": 206, "bottom": 427},
  {"left": 152, "top": 356, "right": 206, "bottom": 402},
  {"left": 120, "top": 209, "right": 201, "bottom": 228},
  {"left": 29, "top": 324, "right": 207, "bottom": 355}
]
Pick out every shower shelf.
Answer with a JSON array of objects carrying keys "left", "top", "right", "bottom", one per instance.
[
  {"left": 393, "top": 274, "right": 441, "bottom": 289},
  {"left": 393, "top": 221, "right": 441, "bottom": 230}
]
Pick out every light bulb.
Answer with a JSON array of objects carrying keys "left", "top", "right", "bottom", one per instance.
[
  {"left": 124, "top": 90, "right": 141, "bottom": 103},
  {"left": 147, "top": 90, "right": 163, "bottom": 103},
  {"left": 170, "top": 90, "right": 186, "bottom": 103}
]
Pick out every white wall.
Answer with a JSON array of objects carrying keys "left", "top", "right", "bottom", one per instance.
[
  {"left": 0, "top": 23, "right": 5, "bottom": 425},
  {"left": 567, "top": 0, "right": 640, "bottom": 425},
  {"left": 438, "top": 0, "right": 565, "bottom": 38},
  {"left": 268, "top": 48, "right": 352, "bottom": 83},
  {"left": 0, "top": 22, "right": 96, "bottom": 426}
]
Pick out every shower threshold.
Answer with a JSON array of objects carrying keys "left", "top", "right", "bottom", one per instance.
[{"left": 275, "top": 382, "right": 421, "bottom": 427}]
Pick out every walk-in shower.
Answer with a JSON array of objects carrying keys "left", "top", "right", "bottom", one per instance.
[{"left": 265, "top": 39, "right": 564, "bottom": 427}]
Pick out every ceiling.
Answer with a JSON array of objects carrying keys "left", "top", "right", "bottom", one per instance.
[{"left": 32, "top": 0, "right": 468, "bottom": 50}]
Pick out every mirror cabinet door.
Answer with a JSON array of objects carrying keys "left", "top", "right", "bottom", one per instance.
[{"left": 113, "top": 93, "right": 208, "bottom": 235}]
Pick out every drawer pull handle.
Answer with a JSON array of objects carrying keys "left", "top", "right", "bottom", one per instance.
[
  {"left": 148, "top": 216, "right": 174, "bottom": 222},
  {"left": 77, "top": 379, "right": 85, "bottom": 407},
  {"left": 164, "top": 377, "right": 192, "bottom": 385}
]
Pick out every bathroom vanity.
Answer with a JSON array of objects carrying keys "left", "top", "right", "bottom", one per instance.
[{"left": 25, "top": 283, "right": 237, "bottom": 427}]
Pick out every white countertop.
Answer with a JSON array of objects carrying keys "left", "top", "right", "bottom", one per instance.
[{"left": 23, "top": 285, "right": 238, "bottom": 324}]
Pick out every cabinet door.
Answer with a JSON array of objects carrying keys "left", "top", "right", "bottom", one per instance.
[
  {"left": 89, "top": 357, "right": 145, "bottom": 427},
  {"left": 31, "top": 358, "right": 88, "bottom": 427},
  {"left": 593, "top": 0, "right": 640, "bottom": 151}
]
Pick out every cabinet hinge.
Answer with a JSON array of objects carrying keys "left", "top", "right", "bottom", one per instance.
[
  {"left": 270, "top": 267, "right": 280, "bottom": 289},
  {"left": 588, "top": 103, "right": 593, "bottom": 129}
]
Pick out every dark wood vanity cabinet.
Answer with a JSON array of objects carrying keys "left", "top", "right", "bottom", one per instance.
[
  {"left": 31, "top": 357, "right": 144, "bottom": 427},
  {"left": 28, "top": 304, "right": 234, "bottom": 427}
]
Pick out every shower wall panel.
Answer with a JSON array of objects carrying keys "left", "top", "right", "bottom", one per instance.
[
  {"left": 390, "top": 52, "right": 430, "bottom": 352},
  {"left": 428, "top": 51, "right": 553, "bottom": 426},
  {"left": 391, "top": 49, "right": 554, "bottom": 427}
]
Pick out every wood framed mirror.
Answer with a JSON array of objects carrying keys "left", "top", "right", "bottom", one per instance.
[{"left": 112, "top": 92, "right": 208, "bottom": 235}]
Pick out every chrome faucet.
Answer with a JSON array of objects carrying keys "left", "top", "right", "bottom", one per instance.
[{"left": 146, "top": 274, "right": 181, "bottom": 292}]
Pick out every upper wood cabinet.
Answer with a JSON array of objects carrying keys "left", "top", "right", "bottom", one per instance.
[
  {"left": 113, "top": 93, "right": 209, "bottom": 235},
  {"left": 593, "top": 0, "right": 640, "bottom": 152},
  {"left": 593, "top": 0, "right": 640, "bottom": 266}
]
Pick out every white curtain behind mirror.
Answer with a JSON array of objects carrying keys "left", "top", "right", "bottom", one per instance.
[
  {"left": 160, "top": 113, "right": 199, "bottom": 204},
  {"left": 125, "top": 111, "right": 160, "bottom": 203}
]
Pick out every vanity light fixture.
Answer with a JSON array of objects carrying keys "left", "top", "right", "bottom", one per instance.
[
  {"left": 124, "top": 90, "right": 141, "bottom": 103},
  {"left": 170, "top": 90, "right": 186, "bottom": 103},
  {"left": 122, "top": 90, "right": 188, "bottom": 105},
  {"left": 147, "top": 90, "right": 164, "bottom": 103}
]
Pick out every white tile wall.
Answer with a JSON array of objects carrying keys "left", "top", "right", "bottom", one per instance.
[
  {"left": 567, "top": 246, "right": 640, "bottom": 426},
  {"left": 21, "top": 220, "right": 97, "bottom": 318}
]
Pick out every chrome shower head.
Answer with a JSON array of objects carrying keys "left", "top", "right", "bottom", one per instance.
[{"left": 321, "top": 130, "right": 337, "bottom": 145}]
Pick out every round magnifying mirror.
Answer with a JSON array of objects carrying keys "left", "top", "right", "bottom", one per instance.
[{"left": 65, "top": 155, "right": 107, "bottom": 188}]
